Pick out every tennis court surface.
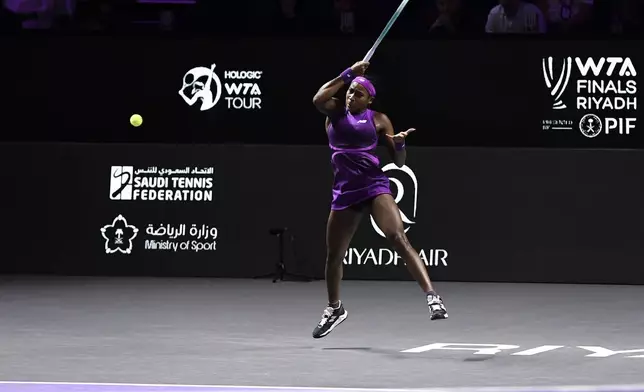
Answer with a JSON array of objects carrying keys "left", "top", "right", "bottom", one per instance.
[{"left": 1, "top": 276, "right": 642, "bottom": 391}]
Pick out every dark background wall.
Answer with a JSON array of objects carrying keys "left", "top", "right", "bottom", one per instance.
[
  {"left": 1, "top": 36, "right": 641, "bottom": 148},
  {"left": 1, "top": 34, "right": 642, "bottom": 284},
  {"left": 1, "top": 142, "right": 643, "bottom": 285}
]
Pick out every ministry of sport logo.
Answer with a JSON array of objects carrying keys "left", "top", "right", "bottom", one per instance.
[
  {"left": 178, "top": 63, "right": 263, "bottom": 111},
  {"left": 541, "top": 56, "right": 638, "bottom": 138},
  {"left": 370, "top": 163, "right": 418, "bottom": 238},
  {"left": 100, "top": 215, "right": 139, "bottom": 254},
  {"left": 100, "top": 215, "right": 219, "bottom": 255}
]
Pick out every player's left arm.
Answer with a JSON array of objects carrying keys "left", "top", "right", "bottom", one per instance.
[{"left": 374, "top": 112, "right": 412, "bottom": 168}]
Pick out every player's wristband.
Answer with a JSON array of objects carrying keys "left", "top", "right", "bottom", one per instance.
[
  {"left": 395, "top": 142, "right": 406, "bottom": 151},
  {"left": 340, "top": 68, "right": 355, "bottom": 84}
]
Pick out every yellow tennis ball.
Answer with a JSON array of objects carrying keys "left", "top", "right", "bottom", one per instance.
[{"left": 130, "top": 114, "right": 143, "bottom": 127}]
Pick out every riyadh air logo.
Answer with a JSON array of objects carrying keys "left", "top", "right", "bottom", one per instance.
[
  {"left": 542, "top": 56, "right": 572, "bottom": 110},
  {"left": 179, "top": 63, "right": 222, "bottom": 111},
  {"left": 370, "top": 164, "right": 418, "bottom": 238},
  {"left": 100, "top": 215, "right": 139, "bottom": 254}
]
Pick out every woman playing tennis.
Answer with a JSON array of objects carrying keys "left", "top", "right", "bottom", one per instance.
[{"left": 311, "top": 61, "right": 448, "bottom": 339}]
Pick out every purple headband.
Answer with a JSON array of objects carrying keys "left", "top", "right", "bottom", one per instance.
[{"left": 352, "top": 76, "right": 376, "bottom": 97}]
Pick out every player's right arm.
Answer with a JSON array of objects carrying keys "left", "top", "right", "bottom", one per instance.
[{"left": 313, "top": 61, "right": 369, "bottom": 116}]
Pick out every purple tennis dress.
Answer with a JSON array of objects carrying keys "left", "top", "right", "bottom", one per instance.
[{"left": 327, "top": 108, "right": 392, "bottom": 210}]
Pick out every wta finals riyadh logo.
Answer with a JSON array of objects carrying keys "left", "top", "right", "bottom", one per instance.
[
  {"left": 370, "top": 164, "right": 418, "bottom": 238},
  {"left": 179, "top": 63, "right": 223, "bottom": 111},
  {"left": 542, "top": 56, "right": 572, "bottom": 110}
]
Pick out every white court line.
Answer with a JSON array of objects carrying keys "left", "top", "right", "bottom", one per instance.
[
  {"left": 0, "top": 382, "right": 414, "bottom": 391},
  {"left": 1, "top": 382, "right": 644, "bottom": 392}
]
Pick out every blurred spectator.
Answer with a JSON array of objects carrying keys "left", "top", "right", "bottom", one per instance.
[
  {"left": 275, "top": 0, "right": 301, "bottom": 33},
  {"left": 1, "top": 0, "right": 21, "bottom": 30},
  {"left": 2, "top": 0, "right": 638, "bottom": 35},
  {"left": 280, "top": 0, "right": 296, "bottom": 20},
  {"left": 72, "top": 0, "right": 119, "bottom": 31},
  {"left": 535, "top": 0, "right": 593, "bottom": 33},
  {"left": 485, "top": 0, "right": 546, "bottom": 33},
  {"left": 334, "top": 0, "right": 355, "bottom": 34},
  {"left": 428, "top": 0, "right": 481, "bottom": 35},
  {"left": 159, "top": 9, "right": 174, "bottom": 31},
  {"left": 4, "top": 0, "right": 75, "bottom": 28},
  {"left": 609, "top": 0, "right": 643, "bottom": 33}
]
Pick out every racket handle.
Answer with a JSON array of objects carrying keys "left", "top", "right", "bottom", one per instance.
[{"left": 363, "top": 48, "right": 376, "bottom": 63}]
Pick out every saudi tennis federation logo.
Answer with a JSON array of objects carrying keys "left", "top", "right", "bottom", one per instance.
[
  {"left": 370, "top": 164, "right": 418, "bottom": 238},
  {"left": 542, "top": 57, "right": 572, "bottom": 110}
]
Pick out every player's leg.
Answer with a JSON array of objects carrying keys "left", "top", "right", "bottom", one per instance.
[
  {"left": 312, "top": 206, "right": 363, "bottom": 338},
  {"left": 370, "top": 194, "right": 448, "bottom": 320}
]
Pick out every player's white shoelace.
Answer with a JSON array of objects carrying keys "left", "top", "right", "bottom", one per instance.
[
  {"left": 428, "top": 295, "right": 446, "bottom": 312},
  {"left": 318, "top": 306, "right": 335, "bottom": 327}
]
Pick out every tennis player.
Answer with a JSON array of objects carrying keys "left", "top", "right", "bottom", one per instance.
[{"left": 311, "top": 61, "right": 448, "bottom": 339}]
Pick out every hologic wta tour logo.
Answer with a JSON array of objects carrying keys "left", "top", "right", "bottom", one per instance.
[
  {"left": 541, "top": 56, "right": 638, "bottom": 138},
  {"left": 344, "top": 164, "right": 448, "bottom": 268},
  {"left": 179, "top": 63, "right": 263, "bottom": 111}
]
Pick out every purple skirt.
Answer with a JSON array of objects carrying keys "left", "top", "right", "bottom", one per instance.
[{"left": 330, "top": 151, "right": 392, "bottom": 211}]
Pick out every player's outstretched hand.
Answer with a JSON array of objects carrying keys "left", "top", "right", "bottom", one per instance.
[{"left": 387, "top": 128, "right": 416, "bottom": 144}]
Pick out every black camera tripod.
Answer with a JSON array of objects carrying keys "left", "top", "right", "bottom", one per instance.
[{"left": 253, "top": 227, "right": 316, "bottom": 283}]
